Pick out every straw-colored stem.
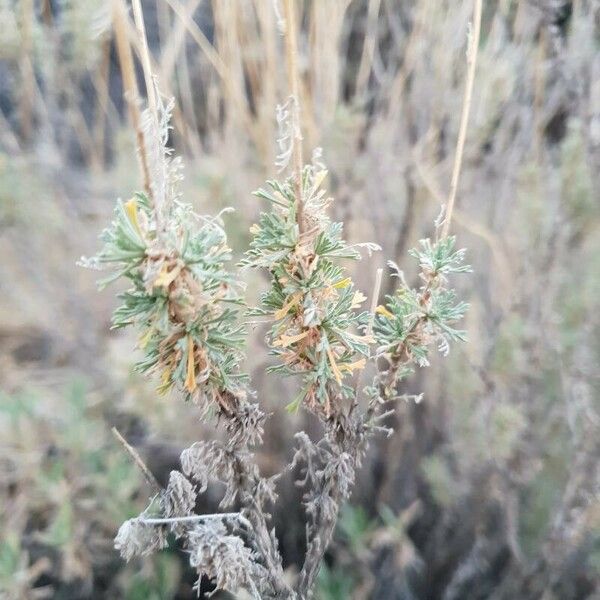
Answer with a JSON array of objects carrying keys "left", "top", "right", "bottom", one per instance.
[
  {"left": 121, "top": 6, "right": 194, "bottom": 158},
  {"left": 165, "top": 0, "right": 258, "bottom": 148},
  {"left": 159, "top": 0, "right": 203, "bottom": 81},
  {"left": 235, "top": 3, "right": 270, "bottom": 162},
  {"left": 131, "top": 0, "right": 157, "bottom": 119},
  {"left": 255, "top": 0, "right": 277, "bottom": 167},
  {"left": 112, "top": 0, "right": 153, "bottom": 200},
  {"left": 159, "top": 0, "right": 202, "bottom": 159},
  {"left": 176, "top": 34, "right": 203, "bottom": 159},
  {"left": 367, "top": 268, "right": 384, "bottom": 336},
  {"left": 283, "top": 0, "right": 305, "bottom": 233},
  {"left": 112, "top": 427, "right": 161, "bottom": 493},
  {"left": 440, "top": 0, "right": 482, "bottom": 239}
]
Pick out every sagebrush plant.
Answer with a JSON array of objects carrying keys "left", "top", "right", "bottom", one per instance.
[
  {"left": 82, "top": 94, "right": 469, "bottom": 598},
  {"left": 82, "top": 16, "right": 470, "bottom": 600}
]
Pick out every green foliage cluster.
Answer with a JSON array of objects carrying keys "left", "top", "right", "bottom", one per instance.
[
  {"left": 241, "top": 165, "right": 375, "bottom": 415},
  {"left": 87, "top": 186, "right": 247, "bottom": 413},
  {"left": 239, "top": 153, "right": 471, "bottom": 419},
  {"left": 374, "top": 235, "right": 471, "bottom": 395}
]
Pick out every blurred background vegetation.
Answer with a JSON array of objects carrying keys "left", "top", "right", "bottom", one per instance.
[{"left": 0, "top": 0, "right": 598, "bottom": 598}]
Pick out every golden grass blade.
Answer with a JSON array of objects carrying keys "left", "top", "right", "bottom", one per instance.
[
  {"left": 131, "top": 0, "right": 157, "bottom": 118},
  {"left": 165, "top": 0, "right": 258, "bottom": 147},
  {"left": 440, "top": 0, "right": 483, "bottom": 239},
  {"left": 159, "top": 0, "right": 203, "bottom": 82},
  {"left": 111, "top": 0, "right": 153, "bottom": 200},
  {"left": 283, "top": 0, "right": 305, "bottom": 231}
]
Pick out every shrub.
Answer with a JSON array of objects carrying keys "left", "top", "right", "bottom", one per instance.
[{"left": 82, "top": 89, "right": 469, "bottom": 600}]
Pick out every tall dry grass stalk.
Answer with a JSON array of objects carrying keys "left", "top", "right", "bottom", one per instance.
[
  {"left": 308, "top": 0, "right": 350, "bottom": 130},
  {"left": 166, "top": 0, "right": 260, "bottom": 151},
  {"left": 131, "top": 0, "right": 158, "bottom": 118},
  {"left": 254, "top": 0, "right": 278, "bottom": 165},
  {"left": 283, "top": 0, "right": 305, "bottom": 232},
  {"left": 440, "top": 0, "right": 482, "bottom": 239},
  {"left": 159, "top": 0, "right": 203, "bottom": 80},
  {"left": 111, "top": 0, "right": 153, "bottom": 200}
]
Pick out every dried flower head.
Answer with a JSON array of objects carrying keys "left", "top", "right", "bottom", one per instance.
[
  {"left": 187, "top": 520, "right": 267, "bottom": 598},
  {"left": 162, "top": 470, "right": 196, "bottom": 519},
  {"left": 114, "top": 516, "right": 168, "bottom": 562}
]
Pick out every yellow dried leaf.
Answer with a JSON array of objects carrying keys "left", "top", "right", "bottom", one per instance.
[
  {"left": 125, "top": 198, "right": 142, "bottom": 235},
  {"left": 326, "top": 347, "right": 343, "bottom": 385},
  {"left": 157, "top": 367, "right": 173, "bottom": 395},
  {"left": 332, "top": 277, "right": 352, "bottom": 289},
  {"left": 273, "top": 292, "right": 301, "bottom": 320},
  {"left": 184, "top": 336, "right": 197, "bottom": 393},
  {"left": 154, "top": 263, "right": 182, "bottom": 289},
  {"left": 376, "top": 305, "right": 395, "bottom": 319},
  {"left": 340, "top": 358, "right": 366, "bottom": 373},
  {"left": 273, "top": 330, "right": 309, "bottom": 347},
  {"left": 138, "top": 327, "right": 154, "bottom": 350}
]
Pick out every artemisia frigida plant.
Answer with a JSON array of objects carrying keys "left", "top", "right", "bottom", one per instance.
[{"left": 82, "top": 82, "right": 470, "bottom": 598}]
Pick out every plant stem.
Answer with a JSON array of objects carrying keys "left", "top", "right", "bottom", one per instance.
[
  {"left": 111, "top": 427, "right": 161, "bottom": 494},
  {"left": 283, "top": 0, "right": 305, "bottom": 233},
  {"left": 111, "top": 0, "right": 153, "bottom": 201},
  {"left": 141, "top": 513, "right": 251, "bottom": 527},
  {"left": 131, "top": 0, "right": 157, "bottom": 120},
  {"left": 440, "top": 0, "right": 482, "bottom": 239}
]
